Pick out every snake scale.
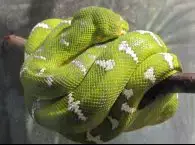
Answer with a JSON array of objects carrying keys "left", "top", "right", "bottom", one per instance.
[{"left": 20, "top": 6, "right": 183, "bottom": 144}]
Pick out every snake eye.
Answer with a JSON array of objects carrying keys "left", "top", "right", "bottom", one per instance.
[{"left": 120, "top": 29, "right": 127, "bottom": 35}]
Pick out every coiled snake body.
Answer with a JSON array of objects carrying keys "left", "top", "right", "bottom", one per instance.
[{"left": 20, "top": 6, "right": 182, "bottom": 144}]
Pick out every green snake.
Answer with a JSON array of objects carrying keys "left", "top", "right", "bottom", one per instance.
[{"left": 20, "top": 6, "right": 183, "bottom": 144}]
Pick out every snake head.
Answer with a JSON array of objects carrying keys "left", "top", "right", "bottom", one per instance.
[
  {"left": 72, "top": 6, "right": 129, "bottom": 44},
  {"left": 92, "top": 7, "right": 130, "bottom": 42}
]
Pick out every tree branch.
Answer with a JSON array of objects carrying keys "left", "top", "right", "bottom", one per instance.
[
  {"left": 139, "top": 73, "right": 195, "bottom": 109},
  {"left": 2, "top": 35, "right": 195, "bottom": 109},
  {"left": 3, "top": 35, "right": 26, "bottom": 47}
]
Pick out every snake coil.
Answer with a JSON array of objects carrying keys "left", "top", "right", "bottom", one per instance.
[{"left": 20, "top": 6, "right": 182, "bottom": 144}]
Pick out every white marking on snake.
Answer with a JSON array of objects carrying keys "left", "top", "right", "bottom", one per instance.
[
  {"left": 107, "top": 116, "right": 119, "bottom": 130},
  {"left": 86, "top": 131, "right": 103, "bottom": 144},
  {"left": 32, "top": 22, "right": 49, "bottom": 32},
  {"left": 80, "top": 21, "right": 88, "bottom": 27},
  {"left": 96, "top": 44, "right": 107, "bottom": 48},
  {"left": 144, "top": 67, "right": 156, "bottom": 84},
  {"left": 136, "top": 30, "right": 163, "bottom": 47},
  {"left": 160, "top": 53, "right": 174, "bottom": 69},
  {"left": 61, "top": 20, "right": 71, "bottom": 25},
  {"left": 60, "top": 39, "right": 69, "bottom": 46},
  {"left": 35, "top": 47, "right": 44, "bottom": 53},
  {"left": 121, "top": 103, "right": 136, "bottom": 113},
  {"left": 71, "top": 60, "right": 87, "bottom": 75},
  {"left": 34, "top": 55, "right": 46, "bottom": 60},
  {"left": 24, "top": 53, "right": 30, "bottom": 59},
  {"left": 61, "top": 32, "right": 67, "bottom": 37},
  {"left": 95, "top": 59, "right": 115, "bottom": 71},
  {"left": 31, "top": 99, "right": 41, "bottom": 119},
  {"left": 20, "top": 67, "right": 28, "bottom": 77},
  {"left": 119, "top": 41, "right": 139, "bottom": 63},
  {"left": 87, "top": 54, "right": 97, "bottom": 59},
  {"left": 45, "top": 76, "right": 54, "bottom": 87},
  {"left": 122, "top": 89, "right": 134, "bottom": 100},
  {"left": 132, "top": 40, "right": 144, "bottom": 47},
  {"left": 68, "top": 93, "right": 87, "bottom": 121},
  {"left": 37, "top": 68, "right": 46, "bottom": 76}
]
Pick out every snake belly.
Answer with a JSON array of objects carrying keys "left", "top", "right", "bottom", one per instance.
[{"left": 20, "top": 6, "right": 183, "bottom": 144}]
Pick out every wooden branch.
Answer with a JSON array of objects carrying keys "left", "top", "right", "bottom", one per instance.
[
  {"left": 139, "top": 73, "right": 195, "bottom": 109},
  {"left": 2, "top": 35, "right": 195, "bottom": 109},
  {"left": 3, "top": 35, "right": 26, "bottom": 47}
]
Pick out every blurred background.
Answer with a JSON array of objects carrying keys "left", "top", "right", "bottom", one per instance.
[{"left": 0, "top": 0, "right": 195, "bottom": 144}]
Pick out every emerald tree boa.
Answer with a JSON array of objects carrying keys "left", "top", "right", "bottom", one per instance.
[{"left": 20, "top": 6, "right": 182, "bottom": 144}]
